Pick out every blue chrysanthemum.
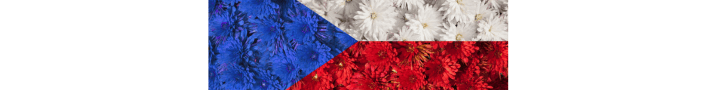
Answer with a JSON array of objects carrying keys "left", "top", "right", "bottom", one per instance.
[
  {"left": 238, "top": 0, "right": 279, "bottom": 18},
  {"left": 294, "top": 42, "right": 332, "bottom": 73},
  {"left": 284, "top": 9, "right": 319, "bottom": 43},
  {"left": 271, "top": 55, "right": 300, "bottom": 85},
  {"left": 210, "top": 0, "right": 358, "bottom": 89},
  {"left": 251, "top": 69, "right": 282, "bottom": 90}
]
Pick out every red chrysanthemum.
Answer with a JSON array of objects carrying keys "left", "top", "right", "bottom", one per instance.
[
  {"left": 346, "top": 63, "right": 395, "bottom": 90},
  {"left": 289, "top": 68, "right": 333, "bottom": 90},
  {"left": 394, "top": 42, "right": 432, "bottom": 67},
  {"left": 328, "top": 51, "right": 356, "bottom": 86},
  {"left": 443, "top": 42, "right": 478, "bottom": 63},
  {"left": 392, "top": 66, "right": 426, "bottom": 90},
  {"left": 424, "top": 54, "right": 460, "bottom": 89},
  {"left": 362, "top": 41, "right": 396, "bottom": 66},
  {"left": 484, "top": 41, "right": 508, "bottom": 78},
  {"left": 454, "top": 62, "right": 492, "bottom": 90}
]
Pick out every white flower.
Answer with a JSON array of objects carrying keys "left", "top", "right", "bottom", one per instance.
[
  {"left": 342, "top": 0, "right": 362, "bottom": 18},
  {"left": 473, "top": 1, "right": 496, "bottom": 23},
  {"left": 439, "top": 0, "right": 480, "bottom": 23},
  {"left": 353, "top": 0, "right": 397, "bottom": 41},
  {"left": 440, "top": 21, "right": 478, "bottom": 41},
  {"left": 485, "top": 0, "right": 501, "bottom": 10},
  {"left": 311, "top": 0, "right": 345, "bottom": 25},
  {"left": 394, "top": 0, "right": 425, "bottom": 10},
  {"left": 404, "top": 4, "right": 443, "bottom": 40},
  {"left": 392, "top": 26, "right": 424, "bottom": 41},
  {"left": 475, "top": 15, "right": 508, "bottom": 41}
]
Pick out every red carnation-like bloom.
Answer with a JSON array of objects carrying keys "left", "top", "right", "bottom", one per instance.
[
  {"left": 392, "top": 66, "right": 426, "bottom": 89},
  {"left": 424, "top": 54, "right": 460, "bottom": 89},
  {"left": 289, "top": 68, "right": 333, "bottom": 90},
  {"left": 346, "top": 63, "right": 395, "bottom": 90}
]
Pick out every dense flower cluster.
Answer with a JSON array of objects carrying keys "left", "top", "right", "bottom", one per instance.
[
  {"left": 301, "top": 0, "right": 509, "bottom": 41},
  {"left": 288, "top": 41, "right": 508, "bottom": 90},
  {"left": 208, "top": 0, "right": 357, "bottom": 89}
]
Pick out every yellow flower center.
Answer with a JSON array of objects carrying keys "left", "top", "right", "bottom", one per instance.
[
  {"left": 338, "top": 62, "right": 343, "bottom": 67},
  {"left": 370, "top": 13, "right": 377, "bottom": 19},
  {"left": 457, "top": 0, "right": 464, "bottom": 5},
  {"left": 456, "top": 34, "right": 463, "bottom": 41},
  {"left": 422, "top": 23, "right": 428, "bottom": 28},
  {"left": 475, "top": 14, "right": 483, "bottom": 21},
  {"left": 313, "top": 74, "right": 319, "bottom": 81}
]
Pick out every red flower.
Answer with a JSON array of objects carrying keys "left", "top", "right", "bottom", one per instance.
[
  {"left": 289, "top": 67, "right": 333, "bottom": 90},
  {"left": 362, "top": 41, "right": 396, "bottom": 66},
  {"left": 424, "top": 54, "right": 460, "bottom": 89},
  {"left": 454, "top": 62, "right": 492, "bottom": 90},
  {"left": 346, "top": 63, "right": 395, "bottom": 90},
  {"left": 392, "top": 66, "right": 425, "bottom": 89},
  {"left": 328, "top": 51, "right": 356, "bottom": 86},
  {"left": 484, "top": 41, "right": 508, "bottom": 78},
  {"left": 443, "top": 42, "right": 478, "bottom": 63},
  {"left": 394, "top": 42, "right": 432, "bottom": 67}
]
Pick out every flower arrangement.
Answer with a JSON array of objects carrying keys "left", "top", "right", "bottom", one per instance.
[
  {"left": 288, "top": 41, "right": 508, "bottom": 90},
  {"left": 301, "top": 0, "right": 509, "bottom": 41},
  {"left": 208, "top": 0, "right": 357, "bottom": 89}
]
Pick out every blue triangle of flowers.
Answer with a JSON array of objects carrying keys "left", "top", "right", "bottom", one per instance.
[{"left": 209, "top": 0, "right": 358, "bottom": 89}]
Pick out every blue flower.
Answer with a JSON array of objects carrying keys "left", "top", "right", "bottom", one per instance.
[
  {"left": 271, "top": 55, "right": 300, "bottom": 85},
  {"left": 284, "top": 9, "right": 319, "bottom": 43},
  {"left": 294, "top": 42, "right": 332, "bottom": 73},
  {"left": 238, "top": 0, "right": 279, "bottom": 18}
]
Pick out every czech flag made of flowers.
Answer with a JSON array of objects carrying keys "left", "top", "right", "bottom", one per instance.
[{"left": 210, "top": 0, "right": 508, "bottom": 90}]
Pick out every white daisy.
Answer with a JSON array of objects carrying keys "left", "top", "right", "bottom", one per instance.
[
  {"left": 353, "top": 0, "right": 397, "bottom": 41},
  {"left": 404, "top": 4, "right": 443, "bottom": 40},
  {"left": 440, "top": 21, "right": 478, "bottom": 41},
  {"left": 439, "top": 0, "right": 480, "bottom": 23},
  {"left": 475, "top": 15, "right": 508, "bottom": 41},
  {"left": 394, "top": 0, "right": 425, "bottom": 10}
]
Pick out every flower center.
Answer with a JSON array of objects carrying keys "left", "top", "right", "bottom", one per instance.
[
  {"left": 422, "top": 23, "right": 428, "bottom": 28},
  {"left": 392, "top": 69, "right": 397, "bottom": 73},
  {"left": 313, "top": 74, "right": 319, "bottom": 81},
  {"left": 456, "top": 34, "right": 463, "bottom": 41},
  {"left": 338, "top": 62, "right": 343, "bottom": 67},
  {"left": 476, "top": 14, "right": 483, "bottom": 21},
  {"left": 370, "top": 13, "right": 377, "bottom": 19},
  {"left": 457, "top": 0, "right": 464, "bottom": 5},
  {"left": 489, "top": 25, "right": 494, "bottom": 32}
]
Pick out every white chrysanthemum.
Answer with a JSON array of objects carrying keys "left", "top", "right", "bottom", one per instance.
[
  {"left": 392, "top": 26, "right": 424, "bottom": 41},
  {"left": 439, "top": 0, "right": 480, "bottom": 23},
  {"left": 485, "top": 0, "right": 501, "bottom": 10},
  {"left": 311, "top": 0, "right": 345, "bottom": 25},
  {"left": 473, "top": 2, "right": 496, "bottom": 23},
  {"left": 342, "top": 0, "right": 362, "bottom": 18},
  {"left": 475, "top": 15, "right": 508, "bottom": 41},
  {"left": 353, "top": 0, "right": 397, "bottom": 41},
  {"left": 394, "top": 0, "right": 425, "bottom": 10},
  {"left": 391, "top": 8, "right": 409, "bottom": 33},
  {"left": 404, "top": 4, "right": 442, "bottom": 40},
  {"left": 440, "top": 22, "right": 478, "bottom": 41}
]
